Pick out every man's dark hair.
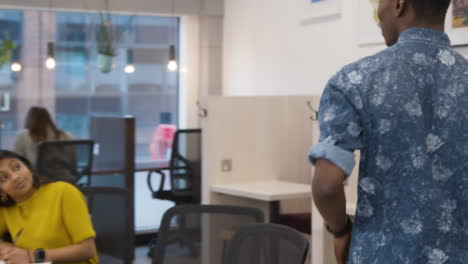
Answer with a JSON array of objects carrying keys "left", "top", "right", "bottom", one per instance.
[{"left": 410, "top": 0, "right": 452, "bottom": 22}]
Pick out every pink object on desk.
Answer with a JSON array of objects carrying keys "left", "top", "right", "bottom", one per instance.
[{"left": 150, "top": 124, "right": 177, "bottom": 160}]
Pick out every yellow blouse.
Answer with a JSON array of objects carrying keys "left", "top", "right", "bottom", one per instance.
[{"left": 0, "top": 181, "right": 98, "bottom": 264}]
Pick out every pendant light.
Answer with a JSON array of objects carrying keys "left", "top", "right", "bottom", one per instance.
[
  {"left": 167, "top": 45, "right": 177, "bottom": 72},
  {"left": 10, "top": 48, "right": 22, "bottom": 72},
  {"left": 124, "top": 49, "right": 135, "bottom": 74},
  {"left": 45, "top": 0, "right": 56, "bottom": 70},
  {"left": 45, "top": 41, "right": 56, "bottom": 69},
  {"left": 167, "top": 0, "right": 178, "bottom": 72},
  {"left": 10, "top": 62, "right": 22, "bottom": 72}
]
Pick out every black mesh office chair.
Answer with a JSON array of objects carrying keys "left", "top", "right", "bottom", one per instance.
[
  {"left": 36, "top": 140, "right": 94, "bottom": 185},
  {"left": 151, "top": 204, "right": 264, "bottom": 264},
  {"left": 224, "top": 223, "right": 309, "bottom": 264},
  {"left": 81, "top": 187, "right": 134, "bottom": 264},
  {"left": 147, "top": 129, "right": 202, "bottom": 204}
]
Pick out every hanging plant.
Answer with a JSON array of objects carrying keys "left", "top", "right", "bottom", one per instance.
[
  {"left": 0, "top": 39, "right": 16, "bottom": 69},
  {"left": 96, "top": 9, "right": 122, "bottom": 73}
]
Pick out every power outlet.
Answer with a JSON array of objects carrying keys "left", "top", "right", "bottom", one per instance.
[{"left": 221, "top": 159, "right": 232, "bottom": 172}]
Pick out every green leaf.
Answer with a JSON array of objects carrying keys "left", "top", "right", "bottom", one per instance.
[{"left": 0, "top": 39, "right": 15, "bottom": 67}]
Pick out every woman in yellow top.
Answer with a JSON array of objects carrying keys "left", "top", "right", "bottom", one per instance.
[{"left": 0, "top": 150, "right": 98, "bottom": 264}]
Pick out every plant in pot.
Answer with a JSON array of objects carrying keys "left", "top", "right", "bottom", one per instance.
[
  {"left": 96, "top": 13, "right": 121, "bottom": 73},
  {"left": 0, "top": 38, "right": 16, "bottom": 69}
]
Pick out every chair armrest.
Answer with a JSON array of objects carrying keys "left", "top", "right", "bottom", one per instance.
[
  {"left": 146, "top": 166, "right": 192, "bottom": 194},
  {"left": 147, "top": 168, "right": 171, "bottom": 193}
]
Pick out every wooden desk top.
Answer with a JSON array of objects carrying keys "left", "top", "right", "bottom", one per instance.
[
  {"left": 211, "top": 180, "right": 311, "bottom": 202},
  {"left": 92, "top": 160, "right": 169, "bottom": 175}
]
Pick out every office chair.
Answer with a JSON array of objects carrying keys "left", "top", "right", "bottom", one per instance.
[
  {"left": 81, "top": 187, "right": 134, "bottom": 264},
  {"left": 224, "top": 223, "right": 309, "bottom": 264},
  {"left": 36, "top": 140, "right": 94, "bottom": 185},
  {"left": 147, "top": 129, "right": 202, "bottom": 204},
  {"left": 151, "top": 204, "right": 264, "bottom": 264},
  {"left": 278, "top": 213, "right": 311, "bottom": 234}
]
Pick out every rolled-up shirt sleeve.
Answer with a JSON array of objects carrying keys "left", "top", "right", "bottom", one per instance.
[{"left": 309, "top": 82, "right": 364, "bottom": 179}]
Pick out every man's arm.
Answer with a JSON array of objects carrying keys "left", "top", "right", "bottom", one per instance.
[
  {"left": 309, "top": 71, "right": 363, "bottom": 264},
  {"left": 312, "top": 159, "right": 348, "bottom": 231},
  {"left": 312, "top": 159, "right": 351, "bottom": 264}
]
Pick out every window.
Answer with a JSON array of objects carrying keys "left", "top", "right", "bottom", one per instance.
[
  {"left": 0, "top": 9, "right": 179, "bottom": 163},
  {"left": 0, "top": 8, "right": 180, "bottom": 231},
  {"left": 0, "top": 10, "right": 22, "bottom": 149},
  {"left": 54, "top": 12, "right": 179, "bottom": 161}
]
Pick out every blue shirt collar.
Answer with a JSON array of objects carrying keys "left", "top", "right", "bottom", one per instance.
[{"left": 398, "top": 28, "right": 451, "bottom": 47}]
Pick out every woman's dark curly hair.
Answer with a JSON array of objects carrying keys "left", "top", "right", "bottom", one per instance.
[{"left": 0, "top": 150, "right": 47, "bottom": 207}]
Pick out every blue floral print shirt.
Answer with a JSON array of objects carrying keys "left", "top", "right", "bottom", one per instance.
[{"left": 309, "top": 28, "right": 468, "bottom": 264}]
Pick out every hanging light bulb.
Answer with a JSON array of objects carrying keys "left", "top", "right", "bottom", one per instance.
[
  {"left": 167, "top": 0, "right": 178, "bottom": 72},
  {"left": 45, "top": 41, "right": 56, "bottom": 70},
  {"left": 124, "top": 49, "right": 135, "bottom": 74},
  {"left": 10, "top": 62, "right": 22, "bottom": 72},
  {"left": 167, "top": 60, "right": 178, "bottom": 72},
  {"left": 45, "top": 57, "right": 56, "bottom": 69},
  {"left": 167, "top": 45, "right": 178, "bottom": 72},
  {"left": 124, "top": 64, "right": 135, "bottom": 74}
]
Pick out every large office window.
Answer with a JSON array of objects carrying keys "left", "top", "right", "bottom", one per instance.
[
  {"left": 0, "top": 9, "right": 179, "bottom": 163},
  {"left": 0, "top": 10, "right": 22, "bottom": 149},
  {"left": 0, "top": 9, "right": 179, "bottom": 231},
  {"left": 54, "top": 12, "right": 179, "bottom": 161}
]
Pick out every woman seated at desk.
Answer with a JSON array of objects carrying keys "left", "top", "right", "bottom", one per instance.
[
  {"left": 0, "top": 151, "right": 98, "bottom": 264},
  {"left": 14, "top": 106, "right": 72, "bottom": 166}
]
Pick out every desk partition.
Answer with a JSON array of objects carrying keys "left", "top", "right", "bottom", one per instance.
[
  {"left": 90, "top": 115, "right": 135, "bottom": 262},
  {"left": 201, "top": 96, "right": 316, "bottom": 214}
]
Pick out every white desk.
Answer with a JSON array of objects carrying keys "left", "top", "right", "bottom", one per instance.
[{"left": 211, "top": 180, "right": 311, "bottom": 222}]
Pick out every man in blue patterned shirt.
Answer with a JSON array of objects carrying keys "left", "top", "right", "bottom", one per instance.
[{"left": 309, "top": 0, "right": 468, "bottom": 263}]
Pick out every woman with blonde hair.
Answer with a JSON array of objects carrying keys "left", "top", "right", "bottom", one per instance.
[{"left": 14, "top": 106, "right": 71, "bottom": 165}]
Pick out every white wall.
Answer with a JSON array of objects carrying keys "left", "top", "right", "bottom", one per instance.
[{"left": 223, "top": 0, "right": 468, "bottom": 96}]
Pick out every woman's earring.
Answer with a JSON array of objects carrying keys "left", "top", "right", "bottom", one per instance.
[{"left": 0, "top": 194, "right": 7, "bottom": 202}]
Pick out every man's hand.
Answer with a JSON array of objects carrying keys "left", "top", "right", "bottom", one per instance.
[
  {"left": 0, "top": 247, "right": 32, "bottom": 264},
  {"left": 334, "top": 232, "right": 351, "bottom": 264}
]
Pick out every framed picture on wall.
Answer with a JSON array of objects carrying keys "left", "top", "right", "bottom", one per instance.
[
  {"left": 445, "top": 0, "right": 468, "bottom": 46},
  {"left": 300, "top": 0, "right": 342, "bottom": 26},
  {"left": 357, "top": 0, "right": 468, "bottom": 47}
]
